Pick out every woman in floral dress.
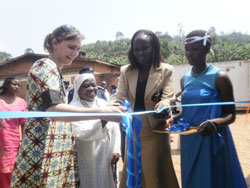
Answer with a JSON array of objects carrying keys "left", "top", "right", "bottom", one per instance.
[{"left": 11, "top": 25, "right": 124, "bottom": 188}]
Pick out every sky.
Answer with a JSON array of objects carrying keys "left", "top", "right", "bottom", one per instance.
[{"left": 0, "top": 0, "right": 249, "bottom": 57}]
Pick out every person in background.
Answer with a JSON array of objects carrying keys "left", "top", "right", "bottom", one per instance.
[
  {"left": 78, "top": 51, "right": 86, "bottom": 59},
  {"left": 111, "top": 85, "right": 117, "bottom": 95},
  {"left": 111, "top": 29, "right": 179, "bottom": 188},
  {"left": 67, "top": 66, "right": 94, "bottom": 103},
  {"left": 0, "top": 76, "right": 27, "bottom": 188},
  {"left": 97, "top": 80, "right": 110, "bottom": 102},
  {"left": 11, "top": 24, "right": 124, "bottom": 187},
  {"left": 70, "top": 72, "right": 121, "bottom": 188},
  {"left": 167, "top": 30, "right": 247, "bottom": 188}
]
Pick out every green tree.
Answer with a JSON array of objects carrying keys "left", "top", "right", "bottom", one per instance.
[
  {"left": 24, "top": 48, "right": 34, "bottom": 54},
  {"left": 0, "top": 52, "right": 12, "bottom": 64},
  {"left": 81, "top": 29, "right": 250, "bottom": 66},
  {"left": 116, "top": 31, "right": 124, "bottom": 40}
]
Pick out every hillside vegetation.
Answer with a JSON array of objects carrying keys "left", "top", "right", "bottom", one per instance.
[
  {"left": 1, "top": 29, "right": 249, "bottom": 65},
  {"left": 82, "top": 29, "right": 250, "bottom": 65}
]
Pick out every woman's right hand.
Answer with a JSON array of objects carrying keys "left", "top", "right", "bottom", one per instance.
[
  {"left": 102, "top": 106, "right": 126, "bottom": 122},
  {"left": 158, "top": 117, "right": 174, "bottom": 129},
  {"left": 166, "top": 117, "right": 174, "bottom": 127},
  {"left": 154, "top": 102, "right": 171, "bottom": 120}
]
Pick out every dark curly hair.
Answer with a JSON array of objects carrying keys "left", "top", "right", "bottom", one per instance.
[
  {"left": 128, "top": 29, "right": 162, "bottom": 69},
  {"left": 0, "top": 76, "right": 20, "bottom": 95}
]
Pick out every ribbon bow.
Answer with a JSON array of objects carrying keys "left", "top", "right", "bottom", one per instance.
[{"left": 169, "top": 118, "right": 191, "bottom": 132}]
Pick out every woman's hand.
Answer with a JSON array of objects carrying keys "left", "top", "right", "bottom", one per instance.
[
  {"left": 154, "top": 102, "right": 171, "bottom": 119},
  {"left": 158, "top": 117, "right": 173, "bottom": 129},
  {"left": 197, "top": 120, "right": 218, "bottom": 136},
  {"left": 111, "top": 153, "right": 120, "bottom": 164},
  {"left": 102, "top": 106, "right": 126, "bottom": 122},
  {"left": 166, "top": 117, "right": 174, "bottom": 127}
]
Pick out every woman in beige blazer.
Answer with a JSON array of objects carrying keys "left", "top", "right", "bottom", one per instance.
[{"left": 111, "top": 30, "right": 179, "bottom": 188}]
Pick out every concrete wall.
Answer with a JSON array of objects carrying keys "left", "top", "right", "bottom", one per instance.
[{"left": 173, "top": 60, "right": 250, "bottom": 109}]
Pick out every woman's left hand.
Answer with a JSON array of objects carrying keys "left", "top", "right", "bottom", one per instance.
[
  {"left": 111, "top": 153, "right": 120, "bottom": 164},
  {"left": 102, "top": 106, "right": 126, "bottom": 122},
  {"left": 158, "top": 117, "right": 173, "bottom": 129},
  {"left": 154, "top": 102, "right": 171, "bottom": 119},
  {"left": 197, "top": 120, "right": 218, "bottom": 136}
]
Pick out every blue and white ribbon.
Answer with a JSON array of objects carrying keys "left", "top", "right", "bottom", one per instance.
[
  {"left": 0, "top": 101, "right": 249, "bottom": 119},
  {"left": 0, "top": 100, "right": 249, "bottom": 188}
]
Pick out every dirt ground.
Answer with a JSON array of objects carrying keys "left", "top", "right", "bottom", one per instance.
[{"left": 118, "top": 113, "right": 250, "bottom": 187}]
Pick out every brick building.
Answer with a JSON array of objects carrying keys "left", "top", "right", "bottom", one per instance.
[{"left": 0, "top": 53, "right": 121, "bottom": 100}]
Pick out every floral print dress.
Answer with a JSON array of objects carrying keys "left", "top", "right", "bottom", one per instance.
[{"left": 11, "top": 58, "right": 79, "bottom": 188}]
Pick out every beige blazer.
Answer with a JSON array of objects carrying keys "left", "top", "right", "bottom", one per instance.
[{"left": 111, "top": 62, "right": 175, "bottom": 129}]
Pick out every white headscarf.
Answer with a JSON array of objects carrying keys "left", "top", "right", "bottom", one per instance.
[{"left": 71, "top": 73, "right": 96, "bottom": 103}]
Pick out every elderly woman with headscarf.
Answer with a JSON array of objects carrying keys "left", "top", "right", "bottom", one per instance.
[{"left": 70, "top": 72, "right": 121, "bottom": 188}]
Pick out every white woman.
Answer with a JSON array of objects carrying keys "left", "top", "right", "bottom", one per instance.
[
  {"left": 11, "top": 25, "right": 124, "bottom": 188},
  {"left": 70, "top": 72, "right": 121, "bottom": 188}
]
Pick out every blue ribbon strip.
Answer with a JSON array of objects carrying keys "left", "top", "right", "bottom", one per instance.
[
  {"left": 121, "top": 100, "right": 142, "bottom": 188},
  {"left": 0, "top": 101, "right": 249, "bottom": 119}
]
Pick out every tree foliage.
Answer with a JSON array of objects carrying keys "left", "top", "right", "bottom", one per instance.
[
  {"left": 83, "top": 29, "right": 249, "bottom": 65},
  {"left": 24, "top": 48, "right": 34, "bottom": 54},
  {"left": 0, "top": 52, "right": 12, "bottom": 64},
  {"left": 82, "top": 39, "right": 130, "bottom": 65},
  {"left": 1, "top": 29, "right": 249, "bottom": 66},
  {"left": 116, "top": 31, "right": 124, "bottom": 40}
]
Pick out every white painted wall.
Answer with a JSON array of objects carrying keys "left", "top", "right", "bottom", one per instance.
[{"left": 173, "top": 60, "right": 250, "bottom": 108}]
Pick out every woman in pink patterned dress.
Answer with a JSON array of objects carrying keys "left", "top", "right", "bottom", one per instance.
[{"left": 0, "top": 76, "right": 27, "bottom": 188}]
